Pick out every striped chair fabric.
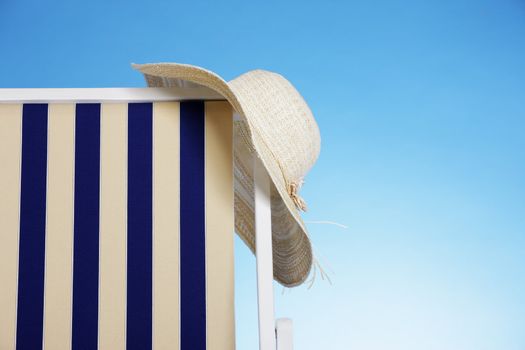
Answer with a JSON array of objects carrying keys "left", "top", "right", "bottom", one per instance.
[{"left": 0, "top": 100, "right": 234, "bottom": 350}]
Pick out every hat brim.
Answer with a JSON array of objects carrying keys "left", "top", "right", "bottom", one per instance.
[{"left": 132, "top": 62, "right": 313, "bottom": 287}]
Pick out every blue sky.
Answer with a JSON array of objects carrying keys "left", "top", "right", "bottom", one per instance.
[{"left": 2, "top": 0, "right": 525, "bottom": 349}]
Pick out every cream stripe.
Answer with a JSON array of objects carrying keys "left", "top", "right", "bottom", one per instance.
[
  {"left": 205, "top": 101, "right": 235, "bottom": 350},
  {"left": 98, "top": 103, "right": 127, "bottom": 350},
  {"left": 43, "top": 104, "right": 75, "bottom": 350},
  {"left": 0, "top": 104, "right": 22, "bottom": 350},
  {"left": 153, "top": 102, "right": 181, "bottom": 350}
]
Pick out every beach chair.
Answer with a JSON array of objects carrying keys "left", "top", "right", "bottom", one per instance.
[{"left": 0, "top": 88, "right": 292, "bottom": 350}]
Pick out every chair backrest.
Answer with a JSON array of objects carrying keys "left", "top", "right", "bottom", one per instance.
[{"left": 0, "top": 89, "right": 235, "bottom": 350}]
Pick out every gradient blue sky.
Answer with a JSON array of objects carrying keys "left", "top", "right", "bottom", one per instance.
[{"left": 2, "top": 0, "right": 525, "bottom": 349}]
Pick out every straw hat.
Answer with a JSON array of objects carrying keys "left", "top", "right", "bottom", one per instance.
[{"left": 132, "top": 63, "right": 321, "bottom": 287}]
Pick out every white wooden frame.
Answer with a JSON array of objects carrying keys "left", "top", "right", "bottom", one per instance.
[
  {"left": 276, "top": 318, "right": 293, "bottom": 350},
  {"left": 254, "top": 158, "right": 277, "bottom": 350},
  {"left": 254, "top": 157, "right": 294, "bottom": 350},
  {"left": 0, "top": 87, "right": 222, "bottom": 103}
]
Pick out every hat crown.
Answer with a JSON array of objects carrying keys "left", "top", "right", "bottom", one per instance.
[{"left": 229, "top": 70, "right": 321, "bottom": 182}]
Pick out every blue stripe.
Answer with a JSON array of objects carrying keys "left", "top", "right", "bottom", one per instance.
[
  {"left": 72, "top": 103, "right": 101, "bottom": 350},
  {"left": 180, "top": 101, "right": 206, "bottom": 350},
  {"left": 16, "top": 104, "right": 48, "bottom": 350},
  {"left": 127, "top": 103, "right": 153, "bottom": 350}
]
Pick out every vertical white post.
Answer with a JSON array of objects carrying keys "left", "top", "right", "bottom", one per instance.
[
  {"left": 276, "top": 318, "right": 294, "bottom": 350},
  {"left": 254, "top": 157, "right": 277, "bottom": 350}
]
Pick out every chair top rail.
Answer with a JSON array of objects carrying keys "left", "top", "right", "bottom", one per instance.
[{"left": 0, "top": 87, "right": 225, "bottom": 103}]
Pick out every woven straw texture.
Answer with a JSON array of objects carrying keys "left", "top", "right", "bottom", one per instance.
[{"left": 132, "top": 63, "right": 321, "bottom": 287}]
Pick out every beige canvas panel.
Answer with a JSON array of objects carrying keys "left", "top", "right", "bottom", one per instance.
[
  {"left": 98, "top": 103, "right": 128, "bottom": 350},
  {"left": 0, "top": 104, "right": 22, "bottom": 350},
  {"left": 205, "top": 101, "right": 235, "bottom": 350},
  {"left": 153, "top": 102, "right": 181, "bottom": 350},
  {"left": 43, "top": 104, "right": 75, "bottom": 350}
]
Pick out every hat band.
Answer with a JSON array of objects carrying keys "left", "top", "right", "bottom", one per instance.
[{"left": 288, "top": 180, "right": 307, "bottom": 212}]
